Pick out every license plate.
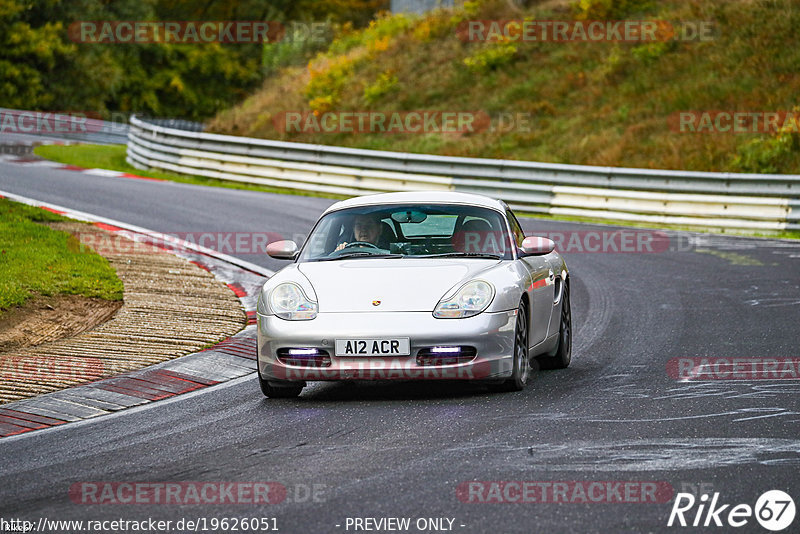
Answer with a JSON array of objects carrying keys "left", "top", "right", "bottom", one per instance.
[{"left": 335, "top": 338, "right": 410, "bottom": 357}]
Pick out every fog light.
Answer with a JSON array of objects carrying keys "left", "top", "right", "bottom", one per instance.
[
  {"left": 417, "top": 346, "right": 477, "bottom": 366},
  {"left": 288, "top": 348, "right": 321, "bottom": 356},
  {"left": 430, "top": 346, "right": 461, "bottom": 354},
  {"left": 277, "top": 348, "right": 331, "bottom": 367}
]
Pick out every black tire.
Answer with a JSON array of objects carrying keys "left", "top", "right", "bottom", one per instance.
[
  {"left": 258, "top": 372, "right": 304, "bottom": 398},
  {"left": 492, "top": 300, "right": 530, "bottom": 392},
  {"left": 537, "top": 282, "right": 571, "bottom": 370}
]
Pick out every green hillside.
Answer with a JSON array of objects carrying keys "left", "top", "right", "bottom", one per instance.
[{"left": 208, "top": 0, "right": 800, "bottom": 174}]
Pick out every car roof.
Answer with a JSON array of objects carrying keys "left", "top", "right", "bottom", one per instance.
[{"left": 323, "top": 191, "right": 507, "bottom": 215}]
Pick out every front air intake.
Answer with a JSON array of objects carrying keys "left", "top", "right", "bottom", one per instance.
[
  {"left": 416, "top": 346, "right": 477, "bottom": 366},
  {"left": 277, "top": 348, "right": 332, "bottom": 367}
]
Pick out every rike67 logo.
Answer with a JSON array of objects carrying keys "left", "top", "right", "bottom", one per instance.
[{"left": 668, "top": 490, "right": 795, "bottom": 531}]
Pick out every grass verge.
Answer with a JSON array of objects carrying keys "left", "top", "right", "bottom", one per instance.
[
  {"left": 0, "top": 198, "right": 124, "bottom": 316},
  {"left": 208, "top": 0, "right": 800, "bottom": 175}
]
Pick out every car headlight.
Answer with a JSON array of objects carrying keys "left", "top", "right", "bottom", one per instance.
[
  {"left": 433, "top": 280, "right": 494, "bottom": 319},
  {"left": 269, "top": 283, "right": 317, "bottom": 320}
]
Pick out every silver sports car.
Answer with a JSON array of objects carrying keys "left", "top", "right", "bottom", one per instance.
[{"left": 257, "top": 191, "right": 571, "bottom": 398}]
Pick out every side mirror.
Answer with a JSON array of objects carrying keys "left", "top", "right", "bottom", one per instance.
[
  {"left": 266, "top": 240, "right": 299, "bottom": 260},
  {"left": 520, "top": 236, "right": 555, "bottom": 256}
]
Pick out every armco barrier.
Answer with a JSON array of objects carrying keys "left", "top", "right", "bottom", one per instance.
[{"left": 127, "top": 115, "right": 799, "bottom": 231}]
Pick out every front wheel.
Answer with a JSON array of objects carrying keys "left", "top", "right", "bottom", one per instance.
[
  {"left": 258, "top": 370, "right": 304, "bottom": 398},
  {"left": 537, "top": 282, "right": 571, "bottom": 370},
  {"left": 492, "top": 300, "right": 530, "bottom": 392}
]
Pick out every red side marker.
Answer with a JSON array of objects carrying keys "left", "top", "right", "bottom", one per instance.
[
  {"left": 93, "top": 222, "right": 123, "bottom": 232},
  {"left": 227, "top": 283, "right": 248, "bottom": 298},
  {"left": 40, "top": 206, "right": 66, "bottom": 215},
  {"left": 121, "top": 173, "right": 164, "bottom": 182}
]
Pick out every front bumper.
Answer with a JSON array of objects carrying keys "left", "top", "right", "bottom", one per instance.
[{"left": 257, "top": 310, "right": 518, "bottom": 382}]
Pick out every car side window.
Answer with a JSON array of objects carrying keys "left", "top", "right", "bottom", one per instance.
[{"left": 506, "top": 210, "right": 525, "bottom": 248}]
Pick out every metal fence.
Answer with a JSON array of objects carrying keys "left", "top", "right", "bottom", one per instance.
[{"left": 127, "top": 115, "right": 799, "bottom": 231}]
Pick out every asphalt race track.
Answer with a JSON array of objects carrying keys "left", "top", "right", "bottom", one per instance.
[{"left": 1, "top": 158, "right": 799, "bottom": 533}]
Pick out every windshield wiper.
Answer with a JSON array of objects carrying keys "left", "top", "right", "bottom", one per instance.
[
  {"left": 316, "top": 253, "right": 404, "bottom": 262},
  {"left": 417, "top": 252, "right": 504, "bottom": 259}
]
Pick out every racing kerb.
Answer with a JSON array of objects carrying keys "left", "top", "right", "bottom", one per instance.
[
  {"left": 127, "top": 115, "right": 800, "bottom": 231},
  {"left": 0, "top": 190, "right": 270, "bottom": 438}
]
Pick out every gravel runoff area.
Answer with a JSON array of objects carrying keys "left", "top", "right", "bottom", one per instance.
[{"left": 0, "top": 222, "right": 247, "bottom": 404}]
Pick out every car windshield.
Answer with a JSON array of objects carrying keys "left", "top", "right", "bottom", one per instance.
[{"left": 298, "top": 204, "right": 515, "bottom": 261}]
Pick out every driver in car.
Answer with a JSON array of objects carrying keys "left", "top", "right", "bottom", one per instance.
[{"left": 335, "top": 214, "right": 387, "bottom": 251}]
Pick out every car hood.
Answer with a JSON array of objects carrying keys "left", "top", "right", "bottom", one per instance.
[{"left": 298, "top": 258, "right": 500, "bottom": 313}]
